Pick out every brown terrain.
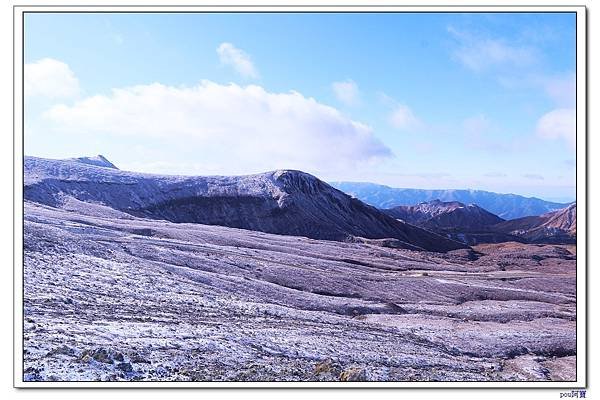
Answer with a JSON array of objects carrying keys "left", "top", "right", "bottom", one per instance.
[
  {"left": 385, "top": 200, "right": 576, "bottom": 246},
  {"left": 494, "top": 203, "right": 576, "bottom": 244}
]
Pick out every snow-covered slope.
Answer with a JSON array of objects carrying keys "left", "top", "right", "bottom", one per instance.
[
  {"left": 23, "top": 201, "right": 576, "bottom": 381},
  {"left": 24, "top": 156, "right": 467, "bottom": 252}
]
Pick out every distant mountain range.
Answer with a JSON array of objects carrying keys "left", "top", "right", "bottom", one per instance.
[
  {"left": 330, "top": 181, "right": 570, "bottom": 220},
  {"left": 24, "top": 156, "right": 466, "bottom": 252}
]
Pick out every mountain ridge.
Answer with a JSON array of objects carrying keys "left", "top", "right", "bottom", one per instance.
[{"left": 24, "top": 156, "right": 467, "bottom": 252}]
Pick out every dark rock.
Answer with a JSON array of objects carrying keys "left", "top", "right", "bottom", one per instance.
[
  {"left": 129, "top": 353, "right": 151, "bottom": 364},
  {"left": 116, "top": 362, "right": 133, "bottom": 373},
  {"left": 46, "top": 345, "right": 76, "bottom": 357},
  {"left": 339, "top": 367, "right": 367, "bottom": 381},
  {"left": 91, "top": 348, "right": 112, "bottom": 363}
]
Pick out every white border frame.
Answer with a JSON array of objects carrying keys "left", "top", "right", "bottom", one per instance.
[{"left": 13, "top": 3, "right": 587, "bottom": 389}]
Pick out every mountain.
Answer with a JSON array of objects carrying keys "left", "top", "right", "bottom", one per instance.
[
  {"left": 24, "top": 156, "right": 467, "bottom": 252},
  {"left": 384, "top": 200, "right": 522, "bottom": 245},
  {"left": 64, "top": 155, "right": 119, "bottom": 169},
  {"left": 385, "top": 200, "right": 505, "bottom": 231},
  {"left": 493, "top": 203, "right": 576, "bottom": 244},
  {"left": 330, "top": 182, "right": 570, "bottom": 220}
]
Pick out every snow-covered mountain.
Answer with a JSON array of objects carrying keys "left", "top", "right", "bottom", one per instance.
[
  {"left": 331, "top": 181, "right": 570, "bottom": 220},
  {"left": 384, "top": 200, "right": 504, "bottom": 231},
  {"left": 383, "top": 200, "right": 522, "bottom": 245},
  {"left": 24, "top": 156, "right": 467, "bottom": 252},
  {"left": 64, "top": 155, "right": 119, "bottom": 169}
]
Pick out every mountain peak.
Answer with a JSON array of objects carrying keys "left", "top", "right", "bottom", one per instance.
[
  {"left": 271, "top": 169, "right": 327, "bottom": 195},
  {"left": 65, "top": 155, "right": 119, "bottom": 169},
  {"left": 385, "top": 199, "right": 504, "bottom": 232},
  {"left": 425, "top": 199, "right": 465, "bottom": 209}
]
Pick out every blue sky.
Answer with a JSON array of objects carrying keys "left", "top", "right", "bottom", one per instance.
[{"left": 24, "top": 12, "right": 577, "bottom": 201}]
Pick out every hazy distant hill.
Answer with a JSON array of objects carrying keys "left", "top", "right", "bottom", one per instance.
[
  {"left": 24, "top": 156, "right": 466, "bottom": 252},
  {"left": 331, "top": 182, "right": 570, "bottom": 220}
]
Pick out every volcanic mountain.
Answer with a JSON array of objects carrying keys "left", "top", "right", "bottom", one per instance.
[
  {"left": 24, "top": 156, "right": 467, "bottom": 252},
  {"left": 383, "top": 200, "right": 522, "bottom": 245},
  {"left": 493, "top": 203, "right": 576, "bottom": 244},
  {"left": 384, "top": 200, "right": 504, "bottom": 231}
]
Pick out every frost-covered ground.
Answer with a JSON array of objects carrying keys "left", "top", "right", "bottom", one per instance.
[{"left": 23, "top": 201, "right": 576, "bottom": 382}]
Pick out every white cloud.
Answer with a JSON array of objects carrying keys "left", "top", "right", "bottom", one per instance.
[
  {"left": 25, "top": 58, "right": 80, "bottom": 99},
  {"left": 43, "top": 81, "right": 392, "bottom": 174},
  {"left": 217, "top": 42, "right": 258, "bottom": 79},
  {"left": 463, "top": 114, "right": 491, "bottom": 136},
  {"left": 332, "top": 80, "right": 360, "bottom": 106},
  {"left": 543, "top": 73, "right": 575, "bottom": 107},
  {"left": 462, "top": 114, "right": 515, "bottom": 153},
  {"left": 448, "top": 26, "right": 536, "bottom": 72},
  {"left": 389, "top": 104, "right": 421, "bottom": 130},
  {"left": 378, "top": 92, "right": 423, "bottom": 131},
  {"left": 497, "top": 72, "right": 575, "bottom": 108},
  {"left": 536, "top": 108, "right": 575, "bottom": 148}
]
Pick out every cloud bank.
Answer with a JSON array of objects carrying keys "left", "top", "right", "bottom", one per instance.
[{"left": 44, "top": 81, "right": 392, "bottom": 173}]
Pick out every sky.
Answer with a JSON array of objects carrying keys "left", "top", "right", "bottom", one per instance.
[{"left": 23, "top": 12, "right": 577, "bottom": 202}]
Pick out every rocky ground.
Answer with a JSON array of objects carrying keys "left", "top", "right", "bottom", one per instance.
[{"left": 22, "top": 201, "right": 576, "bottom": 382}]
